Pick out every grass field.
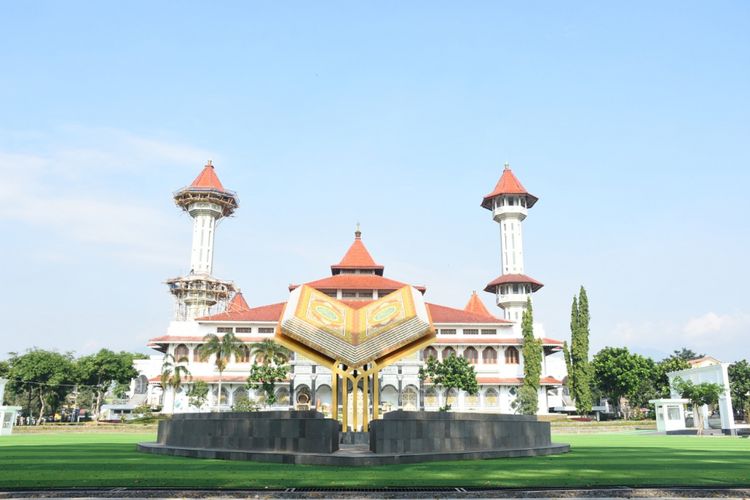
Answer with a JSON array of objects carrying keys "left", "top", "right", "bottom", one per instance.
[{"left": 2, "top": 431, "right": 749, "bottom": 490}]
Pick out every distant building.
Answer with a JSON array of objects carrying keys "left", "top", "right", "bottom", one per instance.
[
  {"left": 688, "top": 356, "right": 722, "bottom": 368},
  {"left": 132, "top": 162, "right": 567, "bottom": 416}
]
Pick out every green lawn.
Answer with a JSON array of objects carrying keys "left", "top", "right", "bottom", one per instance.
[{"left": 1, "top": 431, "right": 749, "bottom": 489}]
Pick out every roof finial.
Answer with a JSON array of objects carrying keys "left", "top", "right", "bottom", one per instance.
[
  {"left": 206, "top": 159, "right": 213, "bottom": 168},
  {"left": 355, "top": 222, "right": 361, "bottom": 239},
  {"left": 504, "top": 161, "right": 510, "bottom": 170}
]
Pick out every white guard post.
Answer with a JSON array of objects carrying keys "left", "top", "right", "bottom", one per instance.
[
  {"left": 649, "top": 398, "right": 690, "bottom": 432},
  {"left": 668, "top": 363, "right": 736, "bottom": 435},
  {"left": 0, "top": 378, "right": 22, "bottom": 436}
]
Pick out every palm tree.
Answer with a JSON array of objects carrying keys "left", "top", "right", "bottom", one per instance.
[
  {"left": 160, "top": 353, "right": 191, "bottom": 414},
  {"left": 197, "top": 332, "right": 245, "bottom": 410},
  {"left": 250, "top": 339, "right": 292, "bottom": 366}
]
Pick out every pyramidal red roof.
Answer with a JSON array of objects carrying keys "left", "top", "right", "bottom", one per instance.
[
  {"left": 481, "top": 163, "right": 538, "bottom": 209},
  {"left": 190, "top": 161, "right": 225, "bottom": 191},
  {"left": 331, "top": 229, "right": 384, "bottom": 275},
  {"left": 226, "top": 292, "right": 250, "bottom": 313},
  {"left": 464, "top": 291, "right": 492, "bottom": 317}
]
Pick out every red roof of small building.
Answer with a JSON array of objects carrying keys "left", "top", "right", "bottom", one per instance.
[
  {"left": 291, "top": 274, "right": 426, "bottom": 293},
  {"left": 190, "top": 161, "right": 226, "bottom": 191},
  {"left": 481, "top": 164, "right": 538, "bottom": 209},
  {"left": 331, "top": 230, "right": 384, "bottom": 275},
  {"left": 464, "top": 291, "right": 492, "bottom": 317},
  {"left": 484, "top": 274, "right": 544, "bottom": 293},
  {"left": 426, "top": 303, "right": 511, "bottom": 324}
]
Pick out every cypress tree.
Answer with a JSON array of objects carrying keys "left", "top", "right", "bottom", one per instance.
[
  {"left": 570, "top": 287, "right": 593, "bottom": 414},
  {"left": 519, "top": 298, "right": 542, "bottom": 415}
]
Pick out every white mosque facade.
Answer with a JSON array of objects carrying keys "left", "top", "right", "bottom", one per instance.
[{"left": 132, "top": 162, "right": 567, "bottom": 417}]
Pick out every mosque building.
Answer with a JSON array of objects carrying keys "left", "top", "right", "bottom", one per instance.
[{"left": 132, "top": 162, "right": 566, "bottom": 416}]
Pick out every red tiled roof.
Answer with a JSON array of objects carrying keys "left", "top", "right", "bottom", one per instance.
[
  {"left": 331, "top": 231, "right": 384, "bottom": 275},
  {"left": 190, "top": 161, "right": 226, "bottom": 191},
  {"left": 481, "top": 164, "right": 538, "bottom": 209},
  {"left": 484, "top": 274, "right": 544, "bottom": 293},
  {"left": 426, "top": 303, "right": 511, "bottom": 324},
  {"left": 292, "top": 274, "right": 426, "bottom": 293},
  {"left": 148, "top": 375, "right": 253, "bottom": 384},
  {"left": 147, "top": 335, "right": 271, "bottom": 345},
  {"left": 476, "top": 376, "right": 563, "bottom": 386},
  {"left": 226, "top": 292, "right": 250, "bottom": 313},
  {"left": 464, "top": 291, "right": 492, "bottom": 317},
  {"left": 198, "top": 302, "right": 286, "bottom": 322},
  {"left": 433, "top": 336, "right": 564, "bottom": 346}
]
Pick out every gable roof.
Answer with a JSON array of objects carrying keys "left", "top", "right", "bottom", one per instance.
[
  {"left": 331, "top": 230, "right": 384, "bottom": 275},
  {"left": 197, "top": 302, "right": 286, "bottom": 322},
  {"left": 226, "top": 292, "right": 250, "bottom": 313},
  {"left": 464, "top": 291, "right": 492, "bottom": 317},
  {"left": 426, "top": 303, "right": 511, "bottom": 324},
  {"left": 481, "top": 164, "right": 538, "bottom": 209}
]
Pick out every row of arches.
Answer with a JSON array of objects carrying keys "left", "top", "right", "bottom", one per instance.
[
  {"left": 423, "top": 346, "right": 519, "bottom": 364},
  {"left": 173, "top": 343, "right": 254, "bottom": 364}
]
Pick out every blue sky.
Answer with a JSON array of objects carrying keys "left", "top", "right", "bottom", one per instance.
[{"left": 1, "top": 2, "right": 749, "bottom": 361}]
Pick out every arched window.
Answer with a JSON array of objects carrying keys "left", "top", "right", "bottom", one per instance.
[
  {"left": 484, "top": 388, "right": 499, "bottom": 407},
  {"left": 483, "top": 347, "right": 498, "bottom": 364},
  {"left": 193, "top": 344, "right": 203, "bottom": 362},
  {"left": 134, "top": 375, "right": 148, "bottom": 394},
  {"left": 174, "top": 344, "right": 189, "bottom": 362},
  {"left": 463, "top": 347, "right": 478, "bottom": 364},
  {"left": 235, "top": 345, "right": 250, "bottom": 363},
  {"left": 423, "top": 346, "right": 438, "bottom": 360},
  {"left": 442, "top": 347, "right": 456, "bottom": 359},
  {"left": 505, "top": 346, "right": 519, "bottom": 364},
  {"left": 425, "top": 388, "right": 438, "bottom": 407},
  {"left": 445, "top": 388, "right": 458, "bottom": 407}
]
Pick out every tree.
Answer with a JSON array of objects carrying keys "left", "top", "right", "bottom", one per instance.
[
  {"left": 592, "top": 347, "right": 652, "bottom": 418},
  {"left": 655, "top": 355, "right": 690, "bottom": 397},
  {"left": 515, "top": 298, "right": 542, "bottom": 415},
  {"left": 568, "top": 288, "right": 593, "bottom": 415},
  {"left": 8, "top": 349, "right": 76, "bottom": 424},
  {"left": 197, "top": 332, "right": 245, "bottom": 409},
  {"left": 247, "top": 364, "right": 289, "bottom": 406},
  {"left": 250, "top": 339, "right": 291, "bottom": 366},
  {"left": 672, "top": 348, "right": 704, "bottom": 362},
  {"left": 187, "top": 380, "right": 210, "bottom": 410},
  {"left": 245, "top": 339, "right": 291, "bottom": 407},
  {"left": 77, "top": 349, "right": 139, "bottom": 419},
  {"left": 729, "top": 360, "right": 750, "bottom": 421},
  {"left": 672, "top": 377, "right": 723, "bottom": 435},
  {"left": 160, "top": 353, "right": 191, "bottom": 414},
  {"left": 418, "top": 352, "right": 479, "bottom": 411}
]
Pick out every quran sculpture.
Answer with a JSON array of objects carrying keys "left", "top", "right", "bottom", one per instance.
[{"left": 276, "top": 285, "right": 436, "bottom": 431}]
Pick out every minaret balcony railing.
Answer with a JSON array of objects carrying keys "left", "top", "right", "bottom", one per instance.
[{"left": 492, "top": 205, "right": 527, "bottom": 221}]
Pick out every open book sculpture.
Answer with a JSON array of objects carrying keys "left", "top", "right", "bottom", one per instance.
[{"left": 278, "top": 285, "right": 435, "bottom": 369}]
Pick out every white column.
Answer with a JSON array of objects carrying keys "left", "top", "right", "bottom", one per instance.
[
  {"left": 190, "top": 213, "right": 216, "bottom": 275},
  {"left": 500, "top": 216, "right": 525, "bottom": 275}
]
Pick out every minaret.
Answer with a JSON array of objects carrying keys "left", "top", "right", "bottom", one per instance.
[
  {"left": 165, "top": 161, "right": 239, "bottom": 320},
  {"left": 481, "top": 162, "right": 543, "bottom": 323}
]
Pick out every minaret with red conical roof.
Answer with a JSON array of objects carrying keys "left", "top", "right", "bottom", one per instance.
[
  {"left": 166, "top": 161, "right": 239, "bottom": 320},
  {"left": 481, "top": 162, "right": 543, "bottom": 323}
]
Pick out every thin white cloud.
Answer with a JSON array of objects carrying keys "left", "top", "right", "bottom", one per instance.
[{"left": 0, "top": 127, "right": 214, "bottom": 265}]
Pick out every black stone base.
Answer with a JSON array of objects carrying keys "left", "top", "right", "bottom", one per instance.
[
  {"left": 138, "top": 410, "right": 569, "bottom": 466},
  {"left": 137, "top": 441, "right": 570, "bottom": 466}
]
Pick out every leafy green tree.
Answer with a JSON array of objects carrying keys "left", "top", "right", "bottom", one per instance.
[
  {"left": 77, "top": 349, "right": 139, "bottom": 419},
  {"left": 655, "top": 355, "right": 690, "bottom": 397},
  {"left": 419, "top": 352, "right": 479, "bottom": 411},
  {"left": 728, "top": 360, "right": 750, "bottom": 420},
  {"left": 568, "top": 288, "right": 593, "bottom": 415},
  {"left": 197, "top": 332, "right": 245, "bottom": 409},
  {"left": 672, "top": 377, "right": 723, "bottom": 435},
  {"left": 672, "top": 348, "right": 704, "bottom": 362},
  {"left": 8, "top": 349, "right": 76, "bottom": 424},
  {"left": 187, "top": 380, "right": 210, "bottom": 410},
  {"left": 247, "top": 364, "right": 289, "bottom": 406},
  {"left": 515, "top": 298, "right": 542, "bottom": 415},
  {"left": 160, "top": 353, "right": 191, "bottom": 414},
  {"left": 250, "top": 339, "right": 291, "bottom": 366},
  {"left": 592, "top": 346, "right": 652, "bottom": 418}
]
